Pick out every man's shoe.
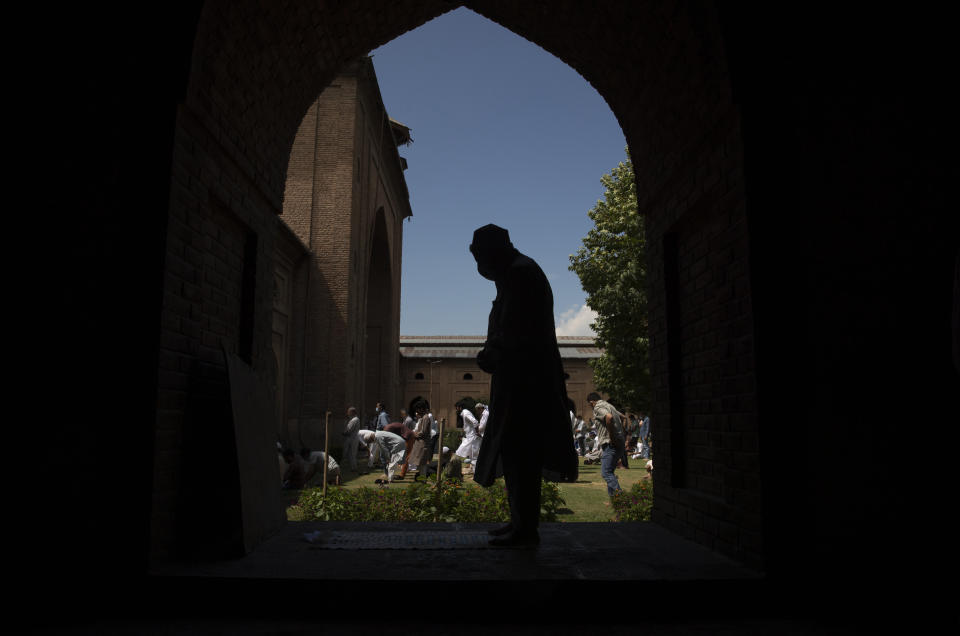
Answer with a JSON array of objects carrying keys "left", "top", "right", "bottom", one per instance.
[
  {"left": 488, "top": 531, "right": 539, "bottom": 548},
  {"left": 487, "top": 523, "right": 513, "bottom": 537}
]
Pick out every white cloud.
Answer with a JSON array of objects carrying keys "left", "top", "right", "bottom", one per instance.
[{"left": 555, "top": 304, "right": 597, "bottom": 337}]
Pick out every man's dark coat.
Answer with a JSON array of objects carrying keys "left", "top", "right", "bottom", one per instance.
[{"left": 473, "top": 250, "right": 579, "bottom": 487}]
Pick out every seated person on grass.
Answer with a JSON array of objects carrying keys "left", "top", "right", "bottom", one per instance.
[
  {"left": 420, "top": 446, "right": 459, "bottom": 480},
  {"left": 281, "top": 448, "right": 307, "bottom": 490},
  {"left": 300, "top": 447, "right": 341, "bottom": 486}
]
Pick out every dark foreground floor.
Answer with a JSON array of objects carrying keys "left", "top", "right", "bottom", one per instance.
[
  {"left": 152, "top": 520, "right": 759, "bottom": 582},
  {"left": 28, "top": 521, "right": 954, "bottom": 634}
]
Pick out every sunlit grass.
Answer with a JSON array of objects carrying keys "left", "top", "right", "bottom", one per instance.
[{"left": 284, "top": 455, "right": 650, "bottom": 522}]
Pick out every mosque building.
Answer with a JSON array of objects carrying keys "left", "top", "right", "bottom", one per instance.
[{"left": 399, "top": 335, "right": 603, "bottom": 426}]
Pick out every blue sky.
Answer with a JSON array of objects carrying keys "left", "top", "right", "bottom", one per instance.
[{"left": 369, "top": 7, "right": 627, "bottom": 336}]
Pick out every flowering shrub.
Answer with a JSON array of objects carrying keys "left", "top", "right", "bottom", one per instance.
[
  {"left": 538, "top": 480, "right": 564, "bottom": 522},
  {"left": 292, "top": 478, "right": 564, "bottom": 523},
  {"left": 610, "top": 478, "right": 653, "bottom": 521},
  {"left": 447, "top": 480, "right": 510, "bottom": 523}
]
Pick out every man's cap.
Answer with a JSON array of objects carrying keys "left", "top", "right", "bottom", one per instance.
[{"left": 470, "top": 224, "right": 513, "bottom": 251}]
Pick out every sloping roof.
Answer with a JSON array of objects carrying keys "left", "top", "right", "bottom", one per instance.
[
  {"left": 389, "top": 118, "right": 412, "bottom": 146},
  {"left": 399, "top": 336, "right": 602, "bottom": 359},
  {"left": 399, "top": 335, "right": 596, "bottom": 345},
  {"left": 399, "top": 346, "right": 482, "bottom": 359},
  {"left": 400, "top": 335, "right": 487, "bottom": 345},
  {"left": 557, "top": 346, "right": 603, "bottom": 359}
]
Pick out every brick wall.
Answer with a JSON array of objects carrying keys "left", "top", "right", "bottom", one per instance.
[
  {"left": 277, "top": 59, "right": 410, "bottom": 450},
  {"left": 155, "top": 45, "right": 418, "bottom": 559},
  {"left": 281, "top": 74, "right": 359, "bottom": 448},
  {"left": 154, "top": 101, "right": 288, "bottom": 559},
  {"left": 399, "top": 337, "right": 602, "bottom": 426},
  {"left": 272, "top": 218, "right": 310, "bottom": 449}
]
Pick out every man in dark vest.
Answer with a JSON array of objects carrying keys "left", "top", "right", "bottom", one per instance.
[{"left": 470, "top": 224, "right": 578, "bottom": 547}]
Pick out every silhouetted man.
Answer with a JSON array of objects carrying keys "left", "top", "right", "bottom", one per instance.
[{"left": 470, "top": 224, "right": 578, "bottom": 548}]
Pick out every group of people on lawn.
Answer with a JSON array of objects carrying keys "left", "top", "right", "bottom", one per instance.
[
  {"left": 574, "top": 406, "right": 651, "bottom": 465},
  {"left": 280, "top": 397, "right": 490, "bottom": 490},
  {"left": 280, "top": 393, "right": 653, "bottom": 505}
]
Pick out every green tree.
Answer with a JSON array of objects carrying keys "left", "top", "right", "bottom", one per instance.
[{"left": 569, "top": 148, "right": 650, "bottom": 411}]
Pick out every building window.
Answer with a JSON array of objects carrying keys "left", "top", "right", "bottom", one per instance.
[
  {"left": 463, "top": 373, "right": 473, "bottom": 380},
  {"left": 414, "top": 372, "right": 424, "bottom": 380}
]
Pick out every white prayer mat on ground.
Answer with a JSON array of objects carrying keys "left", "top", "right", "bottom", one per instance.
[{"left": 305, "top": 530, "right": 492, "bottom": 549}]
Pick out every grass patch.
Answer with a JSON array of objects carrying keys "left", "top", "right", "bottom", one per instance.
[{"left": 285, "top": 456, "right": 651, "bottom": 523}]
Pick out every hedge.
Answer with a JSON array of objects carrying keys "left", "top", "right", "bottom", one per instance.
[{"left": 290, "top": 478, "right": 564, "bottom": 523}]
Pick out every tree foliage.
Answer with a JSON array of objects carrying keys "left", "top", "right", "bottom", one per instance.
[{"left": 569, "top": 148, "right": 650, "bottom": 411}]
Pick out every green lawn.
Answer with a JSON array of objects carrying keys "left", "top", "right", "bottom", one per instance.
[{"left": 284, "top": 455, "right": 651, "bottom": 522}]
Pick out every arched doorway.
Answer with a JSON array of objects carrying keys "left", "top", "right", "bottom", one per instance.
[
  {"left": 363, "top": 208, "right": 396, "bottom": 414},
  {"left": 151, "top": 0, "right": 756, "bottom": 568}
]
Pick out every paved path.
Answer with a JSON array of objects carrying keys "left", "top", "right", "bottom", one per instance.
[
  {"left": 152, "top": 520, "right": 760, "bottom": 582},
  {"left": 40, "top": 522, "right": 933, "bottom": 634}
]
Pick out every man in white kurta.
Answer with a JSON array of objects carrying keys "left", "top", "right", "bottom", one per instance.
[
  {"left": 475, "top": 403, "right": 489, "bottom": 437},
  {"left": 301, "top": 449, "right": 341, "bottom": 486},
  {"left": 455, "top": 406, "right": 481, "bottom": 462},
  {"left": 473, "top": 403, "right": 490, "bottom": 467},
  {"left": 362, "top": 430, "right": 407, "bottom": 483}
]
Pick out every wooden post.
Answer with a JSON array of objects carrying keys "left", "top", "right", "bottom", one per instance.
[
  {"left": 323, "top": 411, "right": 331, "bottom": 498},
  {"left": 436, "top": 415, "right": 444, "bottom": 488},
  {"left": 625, "top": 410, "right": 631, "bottom": 454}
]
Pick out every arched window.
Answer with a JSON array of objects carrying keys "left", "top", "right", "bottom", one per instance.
[
  {"left": 463, "top": 373, "right": 473, "bottom": 380},
  {"left": 414, "top": 372, "right": 424, "bottom": 380}
]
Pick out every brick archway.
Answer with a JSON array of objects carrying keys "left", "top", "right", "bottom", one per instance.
[
  {"left": 36, "top": 2, "right": 956, "bottom": 623},
  {"left": 156, "top": 0, "right": 755, "bottom": 567}
]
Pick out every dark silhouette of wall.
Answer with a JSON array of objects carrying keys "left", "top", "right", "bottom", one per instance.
[{"left": 23, "top": 0, "right": 957, "bottom": 629}]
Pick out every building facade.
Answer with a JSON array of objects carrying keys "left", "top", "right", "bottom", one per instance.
[
  {"left": 278, "top": 57, "right": 412, "bottom": 451},
  {"left": 399, "top": 335, "right": 603, "bottom": 427}
]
